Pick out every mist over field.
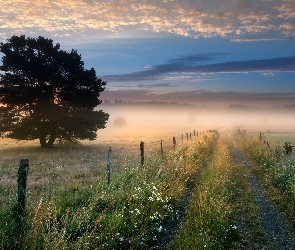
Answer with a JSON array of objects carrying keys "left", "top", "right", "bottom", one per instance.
[{"left": 99, "top": 103, "right": 295, "bottom": 138}]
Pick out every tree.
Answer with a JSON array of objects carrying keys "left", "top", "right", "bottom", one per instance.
[
  {"left": 113, "top": 116, "right": 127, "bottom": 127},
  {"left": 0, "top": 35, "right": 109, "bottom": 147}
]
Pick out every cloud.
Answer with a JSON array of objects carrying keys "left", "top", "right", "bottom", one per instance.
[
  {"left": 107, "top": 83, "right": 179, "bottom": 89},
  {"left": 0, "top": 0, "right": 294, "bottom": 42},
  {"left": 192, "top": 56, "right": 295, "bottom": 73},
  {"left": 277, "top": 0, "right": 295, "bottom": 19},
  {"left": 103, "top": 55, "right": 295, "bottom": 82},
  {"left": 231, "top": 37, "right": 284, "bottom": 42},
  {"left": 167, "top": 53, "right": 228, "bottom": 64},
  {"left": 279, "top": 23, "right": 295, "bottom": 36}
]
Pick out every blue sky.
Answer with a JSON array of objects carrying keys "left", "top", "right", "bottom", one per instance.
[{"left": 1, "top": 0, "right": 295, "bottom": 107}]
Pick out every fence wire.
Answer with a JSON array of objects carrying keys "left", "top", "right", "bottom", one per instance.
[{"left": 0, "top": 130, "right": 203, "bottom": 211}]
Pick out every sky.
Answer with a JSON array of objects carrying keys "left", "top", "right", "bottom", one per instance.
[{"left": 0, "top": 0, "right": 295, "bottom": 107}]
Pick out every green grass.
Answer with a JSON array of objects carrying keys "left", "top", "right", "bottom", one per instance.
[
  {"left": 2, "top": 129, "right": 294, "bottom": 249},
  {"left": 263, "top": 132, "right": 295, "bottom": 145},
  {"left": 169, "top": 137, "right": 238, "bottom": 249},
  {"left": 0, "top": 131, "right": 218, "bottom": 249},
  {"left": 168, "top": 133, "right": 269, "bottom": 249},
  {"left": 236, "top": 131, "right": 295, "bottom": 233}
]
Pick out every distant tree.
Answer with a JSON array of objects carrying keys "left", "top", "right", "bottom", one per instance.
[
  {"left": 0, "top": 35, "right": 109, "bottom": 147},
  {"left": 113, "top": 116, "right": 126, "bottom": 127}
]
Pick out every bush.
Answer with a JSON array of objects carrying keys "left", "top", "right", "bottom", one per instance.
[
  {"left": 283, "top": 141, "right": 294, "bottom": 155},
  {"left": 113, "top": 116, "right": 127, "bottom": 127}
]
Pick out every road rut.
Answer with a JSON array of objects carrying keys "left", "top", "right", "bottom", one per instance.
[{"left": 233, "top": 141, "right": 295, "bottom": 250}]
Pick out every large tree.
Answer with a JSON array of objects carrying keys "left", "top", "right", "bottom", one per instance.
[{"left": 0, "top": 35, "right": 109, "bottom": 147}]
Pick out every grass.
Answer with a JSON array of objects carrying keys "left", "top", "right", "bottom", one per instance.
[
  {"left": 263, "top": 132, "right": 295, "bottom": 145},
  {"left": 0, "top": 130, "right": 218, "bottom": 249},
  {"left": 236, "top": 130, "right": 295, "bottom": 234},
  {"left": 168, "top": 132, "right": 268, "bottom": 249},
  {"left": 169, "top": 136, "right": 239, "bottom": 249},
  {"left": 1, "top": 128, "right": 295, "bottom": 249}
]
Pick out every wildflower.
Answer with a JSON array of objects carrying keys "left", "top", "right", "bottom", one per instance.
[
  {"left": 150, "top": 212, "right": 162, "bottom": 221},
  {"left": 134, "top": 208, "right": 140, "bottom": 215},
  {"left": 157, "top": 225, "right": 163, "bottom": 232}
]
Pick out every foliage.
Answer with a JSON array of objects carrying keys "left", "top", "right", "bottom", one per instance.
[
  {"left": 283, "top": 141, "right": 294, "bottom": 155},
  {"left": 0, "top": 35, "right": 109, "bottom": 147}
]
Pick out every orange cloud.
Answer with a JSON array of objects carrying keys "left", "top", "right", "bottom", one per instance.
[{"left": 0, "top": 0, "right": 294, "bottom": 41}]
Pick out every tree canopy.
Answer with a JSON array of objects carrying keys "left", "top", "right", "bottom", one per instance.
[{"left": 0, "top": 35, "right": 109, "bottom": 147}]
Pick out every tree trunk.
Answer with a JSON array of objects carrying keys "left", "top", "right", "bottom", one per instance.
[
  {"left": 47, "top": 134, "right": 55, "bottom": 147},
  {"left": 39, "top": 134, "right": 55, "bottom": 148},
  {"left": 39, "top": 137, "right": 47, "bottom": 147}
]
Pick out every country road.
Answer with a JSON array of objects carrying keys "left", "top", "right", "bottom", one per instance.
[{"left": 233, "top": 141, "right": 295, "bottom": 250}]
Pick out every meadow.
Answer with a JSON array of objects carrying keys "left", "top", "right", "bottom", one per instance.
[
  {"left": 0, "top": 124, "right": 213, "bottom": 249},
  {"left": 1, "top": 124, "right": 295, "bottom": 249},
  {"left": 261, "top": 131, "right": 295, "bottom": 145}
]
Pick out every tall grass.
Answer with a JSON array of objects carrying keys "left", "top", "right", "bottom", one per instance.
[
  {"left": 169, "top": 133, "right": 271, "bottom": 249},
  {"left": 169, "top": 136, "right": 239, "bottom": 249},
  {"left": 236, "top": 131, "right": 295, "bottom": 231},
  {"left": 1, "top": 132, "right": 218, "bottom": 249}
]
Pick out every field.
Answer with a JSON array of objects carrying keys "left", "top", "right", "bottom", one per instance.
[
  {"left": 1, "top": 124, "right": 295, "bottom": 249},
  {"left": 261, "top": 131, "right": 295, "bottom": 145}
]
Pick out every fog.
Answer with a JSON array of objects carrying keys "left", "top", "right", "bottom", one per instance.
[{"left": 96, "top": 103, "right": 295, "bottom": 143}]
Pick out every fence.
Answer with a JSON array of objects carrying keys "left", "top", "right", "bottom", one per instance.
[
  {"left": 261, "top": 131, "right": 295, "bottom": 154},
  {"left": 257, "top": 131, "right": 294, "bottom": 152},
  {"left": 1, "top": 129, "right": 207, "bottom": 226}
]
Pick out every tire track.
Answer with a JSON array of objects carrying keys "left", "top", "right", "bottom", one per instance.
[{"left": 233, "top": 141, "right": 295, "bottom": 250}]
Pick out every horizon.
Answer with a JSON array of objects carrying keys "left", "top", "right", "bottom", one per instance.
[{"left": 100, "top": 98, "right": 295, "bottom": 109}]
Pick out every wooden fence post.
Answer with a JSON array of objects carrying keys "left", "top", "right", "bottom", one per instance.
[
  {"left": 173, "top": 137, "right": 176, "bottom": 148},
  {"left": 182, "top": 134, "right": 183, "bottom": 142},
  {"left": 161, "top": 140, "right": 163, "bottom": 155},
  {"left": 186, "top": 133, "right": 188, "bottom": 141},
  {"left": 194, "top": 130, "right": 196, "bottom": 136},
  {"left": 190, "top": 133, "right": 191, "bottom": 139},
  {"left": 17, "top": 159, "right": 29, "bottom": 230},
  {"left": 107, "top": 147, "right": 112, "bottom": 184},
  {"left": 140, "top": 141, "right": 144, "bottom": 166},
  {"left": 260, "top": 132, "right": 262, "bottom": 142}
]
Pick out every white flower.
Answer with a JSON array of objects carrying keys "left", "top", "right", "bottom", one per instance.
[{"left": 157, "top": 225, "right": 163, "bottom": 232}]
